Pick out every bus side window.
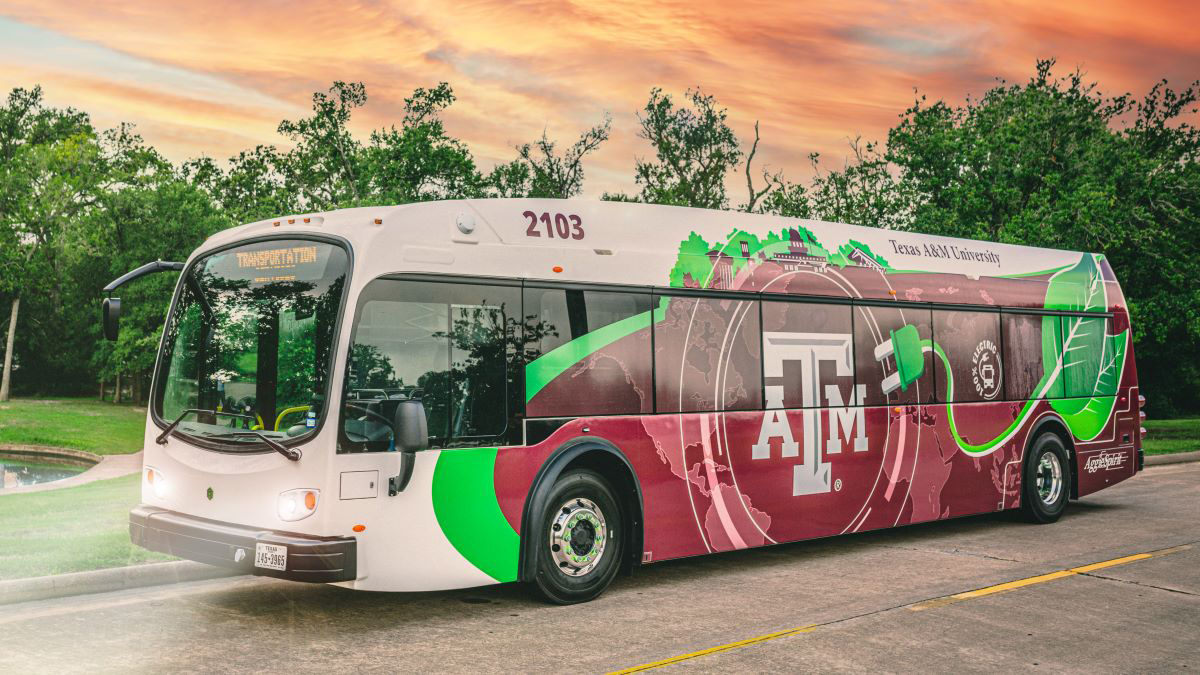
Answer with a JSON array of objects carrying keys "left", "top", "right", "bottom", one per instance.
[
  {"left": 1002, "top": 313, "right": 1064, "bottom": 400},
  {"left": 523, "top": 287, "right": 652, "bottom": 418},
  {"left": 339, "top": 279, "right": 520, "bottom": 452},
  {"left": 655, "top": 295, "right": 762, "bottom": 412},
  {"left": 932, "top": 309, "right": 1002, "bottom": 404},
  {"left": 757, "top": 300, "right": 853, "bottom": 408},
  {"left": 854, "top": 305, "right": 935, "bottom": 406}
]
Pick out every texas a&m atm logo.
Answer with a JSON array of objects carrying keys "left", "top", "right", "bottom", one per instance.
[{"left": 751, "top": 332, "right": 868, "bottom": 496}]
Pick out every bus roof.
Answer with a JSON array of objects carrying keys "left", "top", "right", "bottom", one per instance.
[{"left": 198, "top": 199, "right": 1117, "bottom": 311}]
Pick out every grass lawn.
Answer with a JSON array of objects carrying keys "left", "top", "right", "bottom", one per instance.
[
  {"left": 0, "top": 473, "right": 173, "bottom": 580},
  {"left": 0, "top": 397, "right": 146, "bottom": 455},
  {"left": 1142, "top": 417, "right": 1200, "bottom": 455}
]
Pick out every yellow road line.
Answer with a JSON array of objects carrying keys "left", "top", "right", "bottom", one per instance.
[
  {"left": 612, "top": 545, "right": 1188, "bottom": 673},
  {"left": 946, "top": 550, "right": 1163, "bottom": 602},
  {"left": 949, "top": 569, "right": 1076, "bottom": 599},
  {"left": 909, "top": 546, "right": 1183, "bottom": 610},
  {"left": 1070, "top": 552, "right": 1153, "bottom": 574},
  {"left": 608, "top": 625, "right": 816, "bottom": 674}
]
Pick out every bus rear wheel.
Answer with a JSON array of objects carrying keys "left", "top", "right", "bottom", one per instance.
[
  {"left": 529, "top": 469, "right": 623, "bottom": 604},
  {"left": 1021, "top": 432, "right": 1071, "bottom": 523}
]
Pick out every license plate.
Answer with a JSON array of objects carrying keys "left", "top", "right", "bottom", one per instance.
[{"left": 254, "top": 543, "right": 287, "bottom": 571}]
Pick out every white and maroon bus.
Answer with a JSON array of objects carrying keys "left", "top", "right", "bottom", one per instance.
[{"left": 105, "top": 199, "right": 1144, "bottom": 603}]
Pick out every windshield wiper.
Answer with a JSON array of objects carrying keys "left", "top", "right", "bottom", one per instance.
[
  {"left": 212, "top": 431, "right": 302, "bottom": 461},
  {"left": 156, "top": 408, "right": 256, "bottom": 445}
]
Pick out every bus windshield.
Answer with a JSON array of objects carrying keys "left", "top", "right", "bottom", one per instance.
[{"left": 153, "top": 239, "right": 349, "bottom": 450}]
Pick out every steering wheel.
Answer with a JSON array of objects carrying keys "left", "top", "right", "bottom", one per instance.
[
  {"left": 343, "top": 401, "right": 395, "bottom": 444},
  {"left": 232, "top": 396, "right": 264, "bottom": 429}
]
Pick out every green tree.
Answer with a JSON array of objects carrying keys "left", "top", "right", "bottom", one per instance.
[
  {"left": 184, "top": 145, "right": 297, "bottom": 225},
  {"left": 634, "top": 88, "right": 742, "bottom": 208},
  {"left": 363, "top": 83, "right": 487, "bottom": 203},
  {"left": 805, "top": 139, "right": 911, "bottom": 229},
  {"left": 0, "top": 87, "right": 93, "bottom": 400},
  {"left": 883, "top": 60, "right": 1200, "bottom": 414},
  {"left": 66, "top": 125, "right": 228, "bottom": 402},
  {"left": 277, "top": 81, "right": 367, "bottom": 211},
  {"left": 512, "top": 115, "right": 612, "bottom": 198},
  {"left": 0, "top": 116, "right": 101, "bottom": 400}
]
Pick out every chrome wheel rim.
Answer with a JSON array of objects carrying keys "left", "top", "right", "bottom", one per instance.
[
  {"left": 549, "top": 497, "right": 607, "bottom": 577},
  {"left": 1036, "top": 451, "right": 1063, "bottom": 506}
]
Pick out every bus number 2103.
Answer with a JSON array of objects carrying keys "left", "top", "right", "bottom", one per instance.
[{"left": 524, "top": 210, "right": 584, "bottom": 240}]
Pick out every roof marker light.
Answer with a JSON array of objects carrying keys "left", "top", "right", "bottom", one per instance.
[
  {"left": 373, "top": 218, "right": 383, "bottom": 225},
  {"left": 288, "top": 219, "right": 295, "bottom": 224},
  {"left": 303, "top": 218, "right": 311, "bottom": 223}
]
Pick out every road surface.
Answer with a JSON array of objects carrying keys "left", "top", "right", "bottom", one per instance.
[{"left": 2, "top": 462, "right": 1197, "bottom": 673}]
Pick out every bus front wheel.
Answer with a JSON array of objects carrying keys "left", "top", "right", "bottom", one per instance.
[
  {"left": 529, "top": 469, "right": 623, "bottom": 604},
  {"left": 1021, "top": 432, "right": 1071, "bottom": 524}
]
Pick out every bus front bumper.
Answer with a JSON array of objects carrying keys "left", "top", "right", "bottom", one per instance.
[{"left": 130, "top": 505, "right": 357, "bottom": 583}]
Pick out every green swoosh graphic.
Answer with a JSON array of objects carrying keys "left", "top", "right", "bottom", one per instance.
[
  {"left": 431, "top": 447, "right": 520, "bottom": 583},
  {"left": 525, "top": 297, "right": 668, "bottom": 403},
  {"left": 927, "top": 340, "right": 1036, "bottom": 455},
  {"left": 924, "top": 328, "right": 1128, "bottom": 455}
]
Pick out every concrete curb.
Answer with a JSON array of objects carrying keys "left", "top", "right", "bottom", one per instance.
[
  {"left": 0, "top": 560, "right": 241, "bottom": 606},
  {"left": 1145, "top": 450, "right": 1200, "bottom": 466},
  {"left": 0, "top": 444, "right": 102, "bottom": 465}
]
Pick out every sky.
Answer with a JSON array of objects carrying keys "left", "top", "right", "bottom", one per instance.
[{"left": 2, "top": 1, "right": 1198, "bottom": 198}]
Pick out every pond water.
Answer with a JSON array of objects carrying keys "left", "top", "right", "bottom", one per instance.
[{"left": 0, "top": 459, "right": 88, "bottom": 490}]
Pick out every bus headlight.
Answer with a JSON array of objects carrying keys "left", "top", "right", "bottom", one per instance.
[
  {"left": 278, "top": 489, "right": 319, "bottom": 522},
  {"left": 145, "top": 466, "right": 168, "bottom": 500}
]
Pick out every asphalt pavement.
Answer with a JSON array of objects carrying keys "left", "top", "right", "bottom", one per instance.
[{"left": 1, "top": 463, "right": 1196, "bottom": 674}]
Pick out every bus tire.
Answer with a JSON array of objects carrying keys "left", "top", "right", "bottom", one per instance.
[
  {"left": 1020, "top": 432, "right": 1071, "bottom": 524},
  {"left": 528, "top": 469, "right": 623, "bottom": 604}
]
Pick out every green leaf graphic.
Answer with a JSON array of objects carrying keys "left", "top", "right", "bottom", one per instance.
[
  {"left": 940, "top": 253, "right": 1128, "bottom": 454},
  {"left": 1043, "top": 253, "right": 1127, "bottom": 441}
]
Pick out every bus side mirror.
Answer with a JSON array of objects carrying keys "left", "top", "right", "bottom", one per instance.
[
  {"left": 102, "top": 297, "right": 121, "bottom": 341},
  {"left": 394, "top": 400, "right": 429, "bottom": 453},
  {"left": 388, "top": 400, "right": 428, "bottom": 496}
]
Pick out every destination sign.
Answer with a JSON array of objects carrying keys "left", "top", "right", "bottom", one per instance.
[{"left": 233, "top": 245, "right": 323, "bottom": 283}]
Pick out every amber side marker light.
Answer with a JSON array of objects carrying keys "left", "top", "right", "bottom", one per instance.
[
  {"left": 352, "top": 524, "right": 366, "bottom": 533},
  {"left": 552, "top": 265, "right": 564, "bottom": 273}
]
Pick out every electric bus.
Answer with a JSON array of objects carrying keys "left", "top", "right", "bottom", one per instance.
[{"left": 105, "top": 199, "right": 1144, "bottom": 603}]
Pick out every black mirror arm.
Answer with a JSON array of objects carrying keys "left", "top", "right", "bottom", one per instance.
[
  {"left": 103, "top": 260, "right": 185, "bottom": 294},
  {"left": 388, "top": 450, "right": 417, "bottom": 496}
]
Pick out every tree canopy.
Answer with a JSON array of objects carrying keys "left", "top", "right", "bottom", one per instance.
[{"left": 0, "top": 63, "right": 1196, "bottom": 416}]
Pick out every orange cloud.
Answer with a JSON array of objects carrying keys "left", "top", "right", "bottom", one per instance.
[{"left": 1, "top": 0, "right": 1196, "bottom": 198}]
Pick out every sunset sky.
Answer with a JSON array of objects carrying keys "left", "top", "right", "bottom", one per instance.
[{"left": 2, "top": 1, "right": 1197, "bottom": 198}]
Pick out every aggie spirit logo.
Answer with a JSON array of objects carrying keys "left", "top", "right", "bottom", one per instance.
[
  {"left": 752, "top": 332, "right": 868, "bottom": 496},
  {"left": 972, "top": 339, "right": 1002, "bottom": 400},
  {"left": 1084, "top": 451, "right": 1127, "bottom": 473}
]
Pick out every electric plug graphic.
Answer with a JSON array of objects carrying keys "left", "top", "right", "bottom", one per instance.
[{"left": 874, "top": 324, "right": 926, "bottom": 394}]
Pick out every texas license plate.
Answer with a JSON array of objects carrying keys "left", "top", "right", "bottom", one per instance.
[{"left": 254, "top": 543, "right": 287, "bottom": 571}]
